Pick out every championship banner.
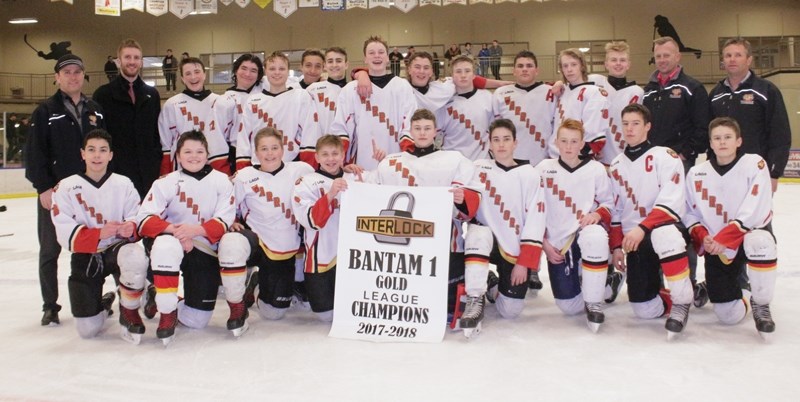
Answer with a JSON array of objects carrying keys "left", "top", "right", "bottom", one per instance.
[
  {"left": 253, "top": 0, "right": 272, "bottom": 8},
  {"left": 494, "top": 0, "right": 518, "bottom": 3},
  {"left": 147, "top": 0, "right": 168, "bottom": 15},
  {"left": 299, "top": 0, "right": 319, "bottom": 7},
  {"left": 235, "top": 0, "right": 251, "bottom": 7},
  {"left": 393, "top": 0, "right": 416, "bottom": 13},
  {"left": 330, "top": 182, "right": 452, "bottom": 343},
  {"left": 443, "top": 0, "right": 466, "bottom": 5},
  {"left": 274, "top": 0, "right": 297, "bottom": 17},
  {"left": 419, "top": 0, "right": 442, "bottom": 6},
  {"left": 321, "top": 0, "right": 345, "bottom": 10},
  {"left": 220, "top": 0, "right": 234, "bottom": 5},
  {"left": 347, "top": 0, "right": 367, "bottom": 9},
  {"left": 96, "top": 0, "right": 121, "bottom": 16},
  {"left": 170, "top": 0, "right": 194, "bottom": 18},
  {"left": 196, "top": 0, "right": 218, "bottom": 13},
  {"left": 368, "top": 0, "right": 390, "bottom": 9},
  {"left": 469, "top": 0, "right": 491, "bottom": 3},
  {"left": 122, "top": 0, "right": 145, "bottom": 11}
]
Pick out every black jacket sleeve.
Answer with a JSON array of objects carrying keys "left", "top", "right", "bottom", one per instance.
[
  {"left": 766, "top": 83, "right": 791, "bottom": 178},
  {"left": 24, "top": 102, "right": 56, "bottom": 193}
]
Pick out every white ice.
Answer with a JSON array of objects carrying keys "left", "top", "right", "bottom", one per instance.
[{"left": 1, "top": 186, "right": 799, "bottom": 402}]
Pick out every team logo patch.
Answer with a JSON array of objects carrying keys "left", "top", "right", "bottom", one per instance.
[
  {"left": 741, "top": 94, "right": 755, "bottom": 105},
  {"left": 88, "top": 115, "right": 97, "bottom": 126},
  {"left": 670, "top": 88, "right": 682, "bottom": 98},
  {"left": 666, "top": 149, "right": 679, "bottom": 159},
  {"left": 758, "top": 159, "right": 766, "bottom": 170},
  {"left": 599, "top": 88, "right": 608, "bottom": 97}
]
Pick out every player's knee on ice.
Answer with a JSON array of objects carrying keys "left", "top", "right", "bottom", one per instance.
[
  {"left": 219, "top": 232, "right": 251, "bottom": 268},
  {"left": 75, "top": 312, "right": 106, "bottom": 339},
  {"left": 713, "top": 299, "right": 746, "bottom": 325},
  {"left": 257, "top": 300, "right": 288, "bottom": 320},
  {"left": 177, "top": 300, "right": 213, "bottom": 329},
  {"left": 315, "top": 310, "right": 334, "bottom": 322},
  {"left": 555, "top": 294, "right": 584, "bottom": 315},
  {"left": 631, "top": 297, "right": 665, "bottom": 319},
  {"left": 496, "top": 294, "right": 524, "bottom": 319}
]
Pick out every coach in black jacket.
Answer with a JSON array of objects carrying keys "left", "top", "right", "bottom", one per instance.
[
  {"left": 25, "top": 54, "right": 106, "bottom": 326},
  {"left": 93, "top": 39, "right": 161, "bottom": 198}
]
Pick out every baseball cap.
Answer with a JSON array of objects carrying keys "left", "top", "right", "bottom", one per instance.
[{"left": 54, "top": 54, "right": 85, "bottom": 73}]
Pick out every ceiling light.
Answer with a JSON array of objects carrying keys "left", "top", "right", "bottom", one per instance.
[
  {"left": 578, "top": 47, "right": 590, "bottom": 52},
  {"left": 9, "top": 18, "right": 38, "bottom": 24}
]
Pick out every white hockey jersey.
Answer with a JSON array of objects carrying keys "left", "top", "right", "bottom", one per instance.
[
  {"left": 292, "top": 170, "right": 358, "bottom": 273},
  {"left": 493, "top": 83, "right": 557, "bottom": 165},
  {"left": 684, "top": 153, "right": 773, "bottom": 258},
  {"left": 233, "top": 162, "right": 314, "bottom": 260},
  {"left": 589, "top": 75, "right": 645, "bottom": 166},
  {"left": 137, "top": 166, "right": 235, "bottom": 254},
  {"left": 329, "top": 75, "right": 417, "bottom": 170},
  {"left": 414, "top": 78, "right": 457, "bottom": 113},
  {"left": 307, "top": 78, "right": 346, "bottom": 138},
  {"left": 51, "top": 172, "right": 141, "bottom": 254},
  {"left": 552, "top": 82, "right": 610, "bottom": 158},
  {"left": 471, "top": 159, "right": 545, "bottom": 269},
  {"left": 237, "top": 88, "right": 320, "bottom": 170},
  {"left": 536, "top": 158, "right": 613, "bottom": 250},
  {"left": 608, "top": 143, "right": 685, "bottom": 247},
  {"left": 366, "top": 148, "right": 480, "bottom": 252},
  {"left": 437, "top": 88, "right": 493, "bottom": 161},
  {"left": 159, "top": 90, "right": 236, "bottom": 175}
]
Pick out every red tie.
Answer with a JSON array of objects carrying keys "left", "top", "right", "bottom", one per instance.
[{"left": 128, "top": 82, "right": 136, "bottom": 104}]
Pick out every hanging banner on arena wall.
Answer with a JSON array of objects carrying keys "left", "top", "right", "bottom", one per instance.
[
  {"left": 330, "top": 182, "right": 452, "bottom": 343},
  {"left": 196, "top": 0, "right": 218, "bottom": 13},
  {"left": 419, "top": 0, "right": 442, "bottom": 6},
  {"left": 443, "top": 0, "right": 466, "bottom": 5},
  {"left": 235, "top": 0, "right": 251, "bottom": 7},
  {"left": 122, "top": 0, "right": 145, "bottom": 11},
  {"left": 321, "top": 0, "right": 345, "bottom": 10},
  {"left": 368, "top": 0, "right": 390, "bottom": 9},
  {"left": 96, "top": 0, "right": 121, "bottom": 16},
  {"left": 169, "top": 0, "right": 194, "bottom": 17},
  {"left": 147, "top": 0, "right": 168, "bottom": 15},
  {"left": 347, "top": 0, "right": 367, "bottom": 10},
  {"left": 253, "top": 0, "right": 272, "bottom": 8},
  {"left": 274, "top": 0, "right": 297, "bottom": 17},
  {"left": 220, "top": 0, "right": 234, "bottom": 5},
  {"left": 393, "top": 0, "right": 417, "bottom": 13},
  {"left": 299, "top": 0, "right": 319, "bottom": 7},
  {"left": 469, "top": 0, "right": 490, "bottom": 4}
]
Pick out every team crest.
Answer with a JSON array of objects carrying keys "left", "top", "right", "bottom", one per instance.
[
  {"left": 757, "top": 159, "right": 766, "bottom": 170},
  {"left": 670, "top": 88, "right": 682, "bottom": 98},
  {"left": 599, "top": 88, "right": 608, "bottom": 97},
  {"left": 666, "top": 148, "right": 680, "bottom": 159},
  {"left": 88, "top": 115, "right": 97, "bottom": 126},
  {"left": 741, "top": 93, "right": 755, "bottom": 105}
]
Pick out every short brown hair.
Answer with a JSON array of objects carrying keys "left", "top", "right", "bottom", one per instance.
[
  {"left": 514, "top": 50, "right": 538, "bottom": 67},
  {"left": 266, "top": 51, "right": 289, "bottom": 67},
  {"left": 363, "top": 36, "right": 388, "bottom": 55},
  {"left": 489, "top": 119, "right": 516, "bottom": 140},
  {"left": 316, "top": 134, "right": 344, "bottom": 152},
  {"left": 176, "top": 130, "right": 209, "bottom": 155},
  {"left": 709, "top": 117, "right": 742, "bottom": 139},
  {"left": 180, "top": 57, "right": 205, "bottom": 74},
  {"left": 557, "top": 118, "right": 586, "bottom": 140},
  {"left": 653, "top": 36, "right": 679, "bottom": 48},
  {"left": 722, "top": 37, "right": 752, "bottom": 57},
  {"left": 301, "top": 48, "right": 325, "bottom": 64},
  {"left": 254, "top": 127, "right": 283, "bottom": 149},
  {"left": 605, "top": 41, "right": 630, "bottom": 57},
  {"left": 326, "top": 47, "right": 348, "bottom": 61},
  {"left": 410, "top": 108, "right": 436, "bottom": 126},
  {"left": 621, "top": 103, "right": 652, "bottom": 125},
  {"left": 117, "top": 39, "right": 142, "bottom": 57},
  {"left": 559, "top": 48, "right": 588, "bottom": 82},
  {"left": 451, "top": 55, "right": 475, "bottom": 69}
]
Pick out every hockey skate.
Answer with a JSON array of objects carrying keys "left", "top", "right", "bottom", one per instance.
[
  {"left": 41, "top": 309, "right": 60, "bottom": 326},
  {"left": 292, "top": 282, "right": 311, "bottom": 311},
  {"left": 459, "top": 295, "right": 485, "bottom": 339},
  {"left": 604, "top": 272, "right": 625, "bottom": 303},
  {"left": 751, "top": 297, "right": 775, "bottom": 341},
  {"left": 665, "top": 303, "right": 690, "bottom": 341},
  {"left": 486, "top": 270, "right": 499, "bottom": 304},
  {"left": 119, "top": 305, "right": 145, "bottom": 345},
  {"left": 243, "top": 269, "right": 259, "bottom": 309},
  {"left": 143, "top": 284, "right": 157, "bottom": 319},
  {"left": 156, "top": 310, "right": 178, "bottom": 346},
  {"left": 528, "top": 270, "right": 543, "bottom": 295},
  {"left": 101, "top": 292, "right": 116, "bottom": 317},
  {"left": 693, "top": 281, "right": 709, "bottom": 308},
  {"left": 585, "top": 302, "right": 605, "bottom": 333},
  {"left": 227, "top": 301, "right": 250, "bottom": 338}
]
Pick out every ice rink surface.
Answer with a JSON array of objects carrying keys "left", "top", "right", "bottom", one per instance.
[{"left": 1, "top": 186, "right": 799, "bottom": 402}]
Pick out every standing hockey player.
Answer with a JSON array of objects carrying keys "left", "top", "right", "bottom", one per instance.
[
  {"left": 537, "top": 119, "right": 614, "bottom": 333},
  {"left": 159, "top": 57, "right": 235, "bottom": 175},
  {"left": 292, "top": 135, "right": 357, "bottom": 322},
  {"left": 552, "top": 49, "right": 609, "bottom": 159},
  {"left": 137, "top": 130, "right": 235, "bottom": 345},
  {"left": 367, "top": 109, "right": 481, "bottom": 325},
  {"left": 492, "top": 50, "right": 557, "bottom": 166},
  {"left": 51, "top": 129, "right": 149, "bottom": 343},
  {"left": 298, "top": 49, "right": 325, "bottom": 89},
  {"left": 307, "top": 47, "right": 350, "bottom": 137},
  {"left": 609, "top": 104, "right": 692, "bottom": 340},
  {"left": 684, "top": 117, "right": 777, "bottom": 340},
  {"left": 461, "top": 119, "right": 545, "bottom": 337}
]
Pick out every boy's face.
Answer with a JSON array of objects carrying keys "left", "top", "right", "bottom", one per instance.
[
  {"left": 302, "top": 55, "right": 324, "bottom": 84},
  {"left": 410, "top": 118, "right": 436, "bottom": 149},
  {"left": 325, "top": 51, "right": 348, "bottom": 80},
  {"left": 452, "top": 61, "right": 474, "bottom": 92},
  {"left": 315, "top": 144, "right": 344, "bottom": 175},
  {"left": 489, "top": 127, "right": 516, "bottom": 161},
  {"left": 621, "top": 112, "right": 650, "bottom": 147},
  {"left": 560, "top": 55, "right": 583, "bottom": 85},
  {"left": 604, "top": 51, "right": 630, "bottom": 78},
  {"left": 176, "top": 139, "right": 208, "bottom": 173},
  {"left": 255, "top": 135, "right": 283, "bottom": 170},
  {"left": 266, "top": 59, "right": 289, "bottom": 88},
  {"left": 235, "top": 60, "right": 260, "bottom": 90},
  {"left": 81, "top": 138, "right": 113, "bottom": 174},
  {"left": 709, "top": 126, "right": 742, "bottom": 160},
  {"left": 181, "top": 63, "right": 206, "bottom": 92},
  {"left": 364, "top": 42, "right": 389, "bottom": 74},
  {"left": 55, "top": 65, "right": 85, "bottom": 97},
  {"left": 556, "top": 127, "right": 584, "bottom": 161},
  {"left": 408, "top": 57, "right": 433, "bottom": 87},
  {"left": 512, "top": 57, "right": 538, "bottom": 87}
]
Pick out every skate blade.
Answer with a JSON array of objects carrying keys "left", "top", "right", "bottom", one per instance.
[
  {"left": 160, "top": 335, "right": 174, "bottom": 347},
  {"left": 586, "top": 320, "right": 601, "bottom": 334},
  {"left": 666, "top": 330, "right": 682, "bottom": 342},
  {"left": 527, "top": 289, "right": 539, "bottom": 298},
  {"left": 463, "top": 323, "right": 482, "bottom": 339},
  {"left": 120, "top": 328, "right": 142, "bottom": 345},
  {"left": 758, "top": 331, "right": 773, "bottom": 342},
  {"left": 230, "top": 322, "right": 249, "bottom": 338}
]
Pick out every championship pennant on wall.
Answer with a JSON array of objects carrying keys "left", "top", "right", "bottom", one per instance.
[
  {"left": 219, "top": 0, "right": 234, "bottom": 5},
  {"left": 393, "top": 0, "right": 417, "bottom": 13},
  {"left": 443, "top": 0, "right": 466, "bottom": 5},
  {"left": 196, "top": 0, "right": 219, "bottom": 13},
  {"left": 330, "top": 183, "right": 452, "bottom": 343},
  {"left": 96, "top": 0, "right": 121, "bottom": 16},
  {"left": 347, "top": 0, "right": 367, "bottom": 10},
  {"left": 122, "top": 0, "right": 145, "bottom": 11},
  {"left": 419, "top": 0, "right": 442, "bottom": 6},
  {"left": 274, "top": 0, "right": 298, "bottom": 17},
  {"left": 235, "top": 0, "right": 251, "bottom": 6},
  {"left": 253, "top": 0, "right": 272, "bottom": 8},
  {"left": 299, "top": 0, "right": 319, "bottom": 7},
  {"left": 322, "top": 0, "right": 345, "bottom": 10},
  {"left": 170, "top": 0, "right": 194, "bottom": 18},
  {"left": 368, "top": 0, "right": 390, "bottom": 9},
  {"left": 147, "top": 0, "right": 169, "bottom": 15}
]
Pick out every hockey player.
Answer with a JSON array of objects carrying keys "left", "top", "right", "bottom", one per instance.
[
  {"left": 137, "top": 130, "right": 235, "bottom": 345},
  {"left": 329, "top": 36, "right": 417, "bottom": 170},
  {"left": 51, "top": 129, "right": 149, "bottom": 343},
  {"left": 218, "top": 127, "right": 313, "bottom": 335},
  {"left": 609, "top": 104, "right": 692, "bottom": 340},
  {"left": 298, "top": 49, "right": 325, "bottom": 89},
  {"left": 237, "top": 51, "right": 320, "bottom": 170},
  {"left": 537, "top": 119, "right": 614, "bottom": 333},
  {"left": 366, "top": 108, "right": 481, "bottom": 324},
  {"left": 159, "top": 57, "right": 236, "bottom": 176},
  {"left": 292, "top": 135, "right": 357, "bottom": 322},
  {"left": 552, "top": 49, "right": 609, "bottom": 160},
  {"left": 225, "top": 54, "right": 265, "bottom": 173},
  {"left": 492, "top": 50, "right": 557, "bottom": 167},
  {"left": 307, "top": 47, "right": 350, "bottom": 138},
  {"left": 461, "top": 119, "right": 545, "bottom": 337},
  {"left": 684, "top": 117, "right": 777, "bottom": 340},
  {"left": 436, "top": 55, "right": 494, "bottom": 161}
]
